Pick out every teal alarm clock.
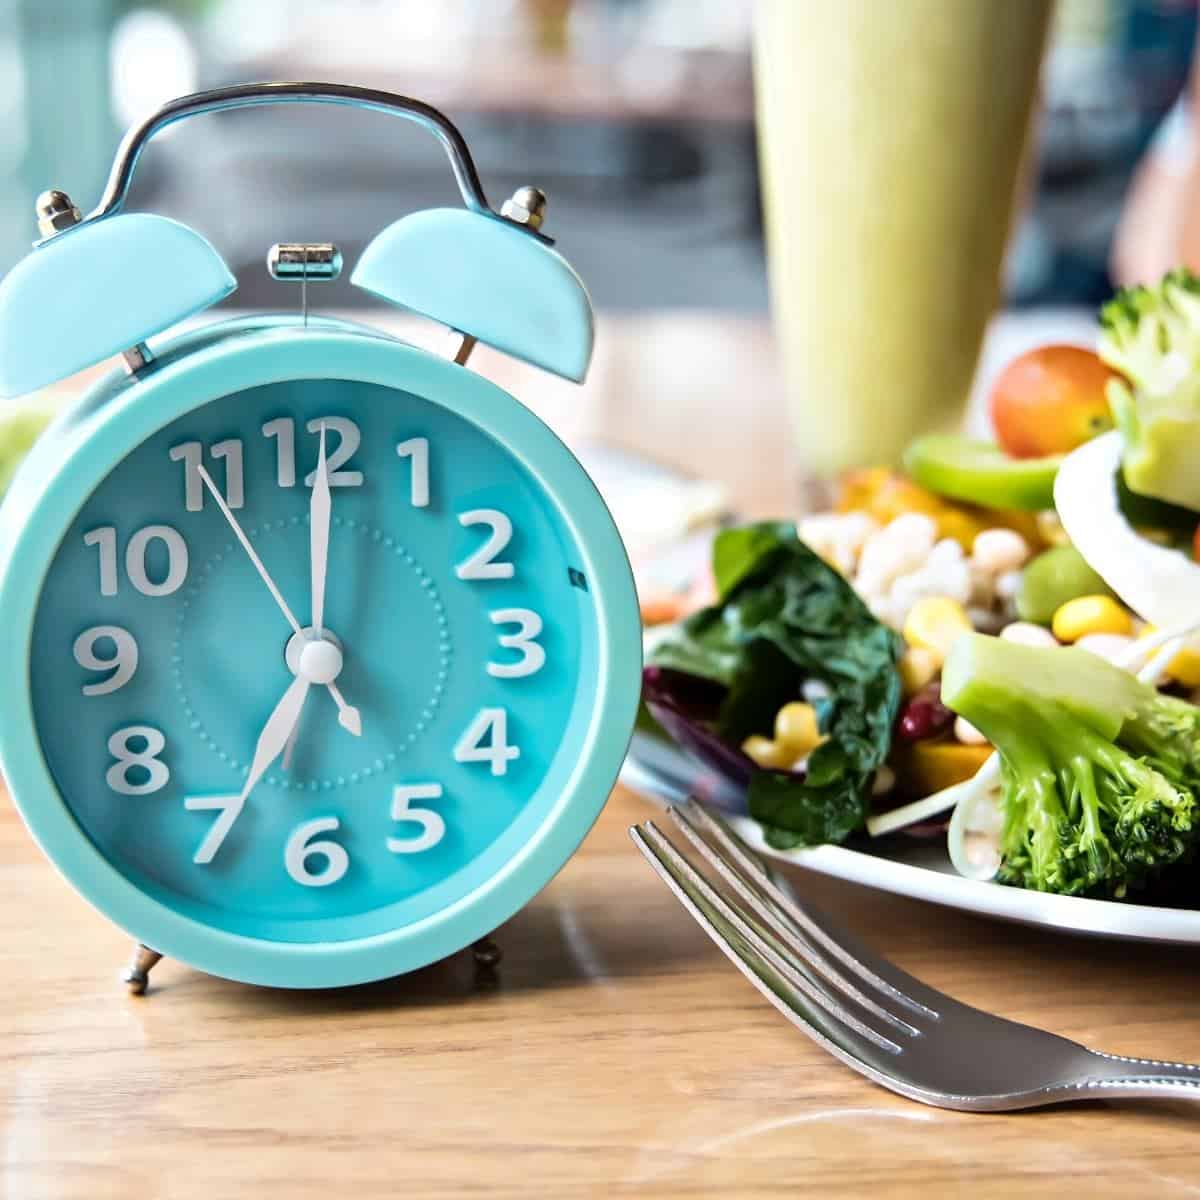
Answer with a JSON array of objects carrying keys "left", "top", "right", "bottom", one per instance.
[{"left": 0, "top": 83, "right": 641, "bottom": 991}]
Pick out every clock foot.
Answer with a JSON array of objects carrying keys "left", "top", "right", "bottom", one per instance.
[
  {"left": 471, "top": 936, "right": 502, "bottom": 970},
  {"left": 121, "top": 943, "right": 163, "bottom": 996}
]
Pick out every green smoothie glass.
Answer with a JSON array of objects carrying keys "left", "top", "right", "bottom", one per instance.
[{"left": 755, "top": 0, "right": 1053, "bottom": 480}]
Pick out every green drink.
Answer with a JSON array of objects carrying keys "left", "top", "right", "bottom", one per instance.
[{"left": 755, "top": 0, "right": 1053, "bottom": 477}]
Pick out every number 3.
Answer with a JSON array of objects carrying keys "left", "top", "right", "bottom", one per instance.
[{"left": 487, "top": 609, "right": 545, "bottom": 678}]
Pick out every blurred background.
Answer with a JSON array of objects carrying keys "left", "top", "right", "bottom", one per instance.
[
  {"left": 4, "top": 0, "right": 1200, "bottom": 560},
  {"left": 2, "top": 0, "right": 1196, "bottom": 307}
]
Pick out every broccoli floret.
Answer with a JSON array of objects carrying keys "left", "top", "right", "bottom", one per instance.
[
  {"left": 942, "top": 633, "right": 1200, "bottom": 898},
  {"left": 1098, "top": 268, "right": 1200, "bottom": 509}
]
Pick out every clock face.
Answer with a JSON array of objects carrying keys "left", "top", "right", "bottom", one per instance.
[{"left": 28, "top": 377, "right": 606, "bottom": 948}]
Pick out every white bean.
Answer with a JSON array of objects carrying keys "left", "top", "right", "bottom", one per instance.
[
  {"left": 856, "top": 514, "right": 937, "bottom": 591},
  {"left": 836, "top": 511, "right": 880, "bottom": 553},
  {"left": 927, "top": 538, "right": 965, "bottom": 569},
  {"left": 999, "top": 621, "right": 1059, "bottom": 648},
  {"left": 890, "top": 560, "right": 972, "bottom": 611},
  {"left": 971, "top": 528, "right": 1030, "bottom": 574},
  {"left": 1075, "top": 632, "right": 1135, "bottom": 664}
]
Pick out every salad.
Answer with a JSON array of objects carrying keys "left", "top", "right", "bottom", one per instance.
[{"left": 642, "top": 268, "right": 1200, "bottom": 904}]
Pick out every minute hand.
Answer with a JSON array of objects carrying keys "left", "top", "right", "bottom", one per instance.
[
  {"left": 197, "top": 464, "right": 303, "bottom": 636},
  {"left": 310, "top": 421, "right": 331, "bottom": 636},
  {"left": 306, "top": 426, "right": 360, "bottom": 736}
]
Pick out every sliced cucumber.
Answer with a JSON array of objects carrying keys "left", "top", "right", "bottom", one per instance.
[{"left": 903, "top": 434, "right": 1061, "bottom": 511}]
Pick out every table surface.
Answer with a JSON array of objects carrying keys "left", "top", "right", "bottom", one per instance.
[{"left": 4, "top": 314, "right": 1200, "bottom": 1199}]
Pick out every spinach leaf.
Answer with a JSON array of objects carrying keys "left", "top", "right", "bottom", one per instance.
[{"left": 646, "top": 522, "right": 904, "bottom": 847}]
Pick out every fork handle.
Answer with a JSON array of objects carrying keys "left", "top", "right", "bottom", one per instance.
[{"left": 1085, "top": 1050, "right": 1200, "bottom": 1099}]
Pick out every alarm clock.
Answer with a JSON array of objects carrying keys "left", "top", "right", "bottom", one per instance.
[{"left": 0, "top": 83, "right": 641, "bottom": 991}]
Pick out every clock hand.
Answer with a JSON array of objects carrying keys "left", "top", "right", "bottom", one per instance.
[
  {"left": 239, "top": 673, "right": 310, "bottom": 801},
  {"left": 197, "top": 464, "right": 303, "bottom": 636},
  {"left": 196, "top": 462, "right": 362, "bottom": 736},
  {"left": 327, "top": 682, "right": 362, "bottom": 736},
  {"left": 281, "top": 718, "right": 301, "bottom": 770},
  {"left": 310, "top": 421, "right": 331, "bottom": 637},
  {"left": 304, "top": 427, "right": 362, "bottom": 737}
]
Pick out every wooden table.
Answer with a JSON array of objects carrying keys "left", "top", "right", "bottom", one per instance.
[{"left": 4, "top": 315, "right": 1200, "bottom": 1198}]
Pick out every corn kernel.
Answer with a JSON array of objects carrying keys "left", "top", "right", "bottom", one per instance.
[
  {"left": 902, "top": 596, "right": 973, "bottom": 665},
  {"left": 741, "top": 735, "right": 791, "bottom": 770},
  {"left": 898, "top": 647, "right": 940, "bottom": 695},
  {"left": 773, "top": 702, "right": 822, "bottom": 756},
  {"left": 1051, "top": 595, "right": 1133, "bottom": 643},
  {"left": 1168, "top": 647, "right": 1200, "bottom": 687}
]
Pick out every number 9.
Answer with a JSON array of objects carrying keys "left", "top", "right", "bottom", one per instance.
[{"left": 73, "top": 625, "right": 139, "bottom": 696}]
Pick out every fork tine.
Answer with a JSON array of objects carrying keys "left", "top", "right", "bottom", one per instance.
[
  {"left": 628, "top": 825, "right": 896, "bottom": 1088},
  {"left": 664, "top": 805, "right": 921, "bottom": 1037},
  {"left": 681, "top": 800, "right": 939, "bottom": 1020},
  {"left": 632, "top": 820, "right": 904, "bottom": 1055}
]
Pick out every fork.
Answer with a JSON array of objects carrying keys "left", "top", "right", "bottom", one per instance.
[{"left": 630, "top": 798, "right": 1200, "bottom": 1111}]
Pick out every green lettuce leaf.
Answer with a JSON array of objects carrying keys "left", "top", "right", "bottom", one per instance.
[{"left": 648, "top": 522, "right": 904, "bottom": 848}]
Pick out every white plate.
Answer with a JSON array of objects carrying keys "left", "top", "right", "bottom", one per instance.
[{"left": 621, "top": 733, "right": 1200, "bottom": 945}]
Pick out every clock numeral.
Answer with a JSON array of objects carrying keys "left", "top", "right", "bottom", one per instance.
[
  {"left": 184, "top": 794, "right": 244, "bottom": 864},
  {"left": 84, "top": 524, "right": 188, "bottom": 598},
  {"left": 305, "top": 417, "right": 362, "bottom": 486},
  {"left": 387, "top": 783, "right": 447, "bottom": 854},
  {"left": 106, "top": 725, "right": 170, "bottom": 796},
  {"left": 73, "top": 625, "right": 139, "bottom": 695},
  {"left": 455, "top": 509, "right": 514, "bottom": 580},
  {"left": 169, "top": 438, "right": 244, "bottom": 511},
  {"left": 261, "top": 417, "right": 297, "bottom": 487},
  {"left": 261, "top": 417, "right": 364, "bottom": 488},
  {"left": 285, "top": 817, "right": 350, "bottom": 887},
  {"left": 454, "top": 708, "right": 520, "bottom": 777},
  {"left": 487, "top": 608, "right": 545, "bottom": 679},
  {"left": 396, "top": 437, "right": 430, "bottom": 507},
  {"left": 83, "top": 526, "right": 118, "bottom": 596}
]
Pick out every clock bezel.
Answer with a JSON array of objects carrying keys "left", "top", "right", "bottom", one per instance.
[{"left": 0, "top": 318, "right": 642, "bottom": 987}]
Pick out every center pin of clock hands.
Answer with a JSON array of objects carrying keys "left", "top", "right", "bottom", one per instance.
[{"left": 195, "top": 458, "right": 362, "bottom": 788}]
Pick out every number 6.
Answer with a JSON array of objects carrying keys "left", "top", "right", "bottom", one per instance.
[{"left": 285, "top": 817, "right": 349, "bottom": 887}]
